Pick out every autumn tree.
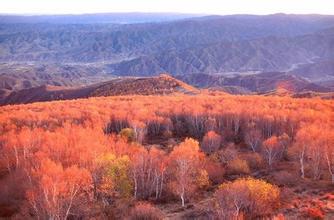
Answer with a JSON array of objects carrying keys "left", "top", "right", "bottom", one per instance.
[
  {"left": 262, "top": 136, "right": 284, "bottom": 168},
  {"left": 146, "top": 118, "right": 172, "bottom": 139},
  {"left": 130, "top": 121, "right": 147, "bottom": 144},
  {"left": 107, "top": 134, "right": 133, "bottom": 156},
  {"left": 104, "top": 118, "right": 130, "bottom": 134},
  {"left": 278, "top": 132, "right": 290, "bottom": 158},
  {"left": 37, "top": 124, "right": 110, "bottom": 169},
  {"left": 291, "top": 125, "right": 326, "bottom": 180},
  {"left": 184, "top": 109, "right": 207, "bottom": 139},
  {"left": 131, "top": 147, "right": 167, "bottom": 200},
  {"left": 203, "top": 157, "right": 225, "bottom": 184},
  {"left": 290, "top": 127, "right": 311, "bottom": 178},
  {"left": 215, "top": 177, "right": 280, "bottom": 219},
  {"left": 26, "top": 158, "right": 92, "bottom": 219},
  {"left": 309, "top": 144, "right": 325, "bottom": 180},
  {"left": 201, "top": 130, "right": 222, "bottom": 154},
  {"left": 323, "top": 131, "right": 334, "bottom": 183},
  {"left": 325, "top": 132, "right": 334, "bottom": 184},
  {"left": 1, "top": 128, "right": 44, "bottom": 173},
  {"left": 168, "top": 138, "right": 209, "bottom": 207},
  {"left": 216, "top": 143, "right": 239, "bottom": 171},
  {"left": 99, "top": 153, "right": 132, "bottom": 200},
  {"left": 244, "top": 128, "right": 262, "bottom": 152}
]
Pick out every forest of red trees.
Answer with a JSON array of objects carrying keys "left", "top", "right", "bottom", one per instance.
[{"left": 0, "top": 94, "right": 333, "bottom": 219}]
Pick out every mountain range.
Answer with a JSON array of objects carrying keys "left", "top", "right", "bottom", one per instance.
[
  {"left": 0, "top": 13, "right": 334, "bottom": 103},
  {"left": 0, "top": 13, "right": 202, "bottom": 24}
]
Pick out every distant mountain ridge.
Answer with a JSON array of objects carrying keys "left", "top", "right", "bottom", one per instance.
[
  {"left": 0, "top": 12, "right": 203, "bottom": 24},
  {"left": 1, "top": 13, "right": 334, "bottom": 97},
  {"left": 1, "top": 14, "right": 334, "bottom": 73}
]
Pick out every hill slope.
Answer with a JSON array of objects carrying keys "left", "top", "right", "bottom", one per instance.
[
  {"left": 1, "top": 74, "right": 198, "bottom": 105},
  {"left": 0, "top": 63, "right": 114, "bottom": 100},
  {"left": 176, "top": 72, "right": 332, "bottom": 93}
]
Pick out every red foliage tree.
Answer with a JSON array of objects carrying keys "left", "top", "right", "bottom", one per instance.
[
  {"left": 201, "top": 130, "right": 222, "bottom": 154},
  {"left": 168, "top": 138, "right": 208, "bottom": 207},
  {"left": 262, "top": 136, "right": 285, "bottom": 168},
  {"left": 26, "top": 158, "right": 92, "bottom": 219},
  {"left": 131, "top": 146, "right": 167, "bottom": 200},
  {"left": 244, "top": 128, "right": 262, "bottom": 152}
]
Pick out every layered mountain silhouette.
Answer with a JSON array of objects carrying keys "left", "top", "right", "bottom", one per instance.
[
  {"left": 1, "top": 14, "right": 334, "bottom": 64},
  {"left": 0, "top": 13, "right": 334, "bottom": 100},
  {"left": 0, "top": 13, "right": 202, "bottom": 24}
]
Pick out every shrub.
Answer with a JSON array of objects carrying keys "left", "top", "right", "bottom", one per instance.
[
  {"left": 227, "top": 158, "right": 250, "bottom": 175},
  {"left": 279, "top": 187, "right": 295, "bottom": 203},
  {"left": 242, "top": 152, "right": 264, "bottom": 170},
  {"left": 204, "top": 158, "right": 225, "bottom": 184},
  {"left": 128, "top": 202, "right": 163, "bottom": 220},
  {"left": 304, "top": 207, "right": 324, "bottom": 220},
  {"left": 119, "top": 128, "right": 136, "bottom": 142},
  {"left": 218, "top": 143, "right": 238, "bottom": 165},
  {"left": 201, "top": 131, "right": 222, "bottom": 154},
  {"left": 273, "top": 170, "right": 298, "bottom": 187},
  {"left": 162, "top": 130, "right": 173, "bottom": 139}
]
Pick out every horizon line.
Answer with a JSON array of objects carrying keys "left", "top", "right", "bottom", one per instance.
[{"left": 1, "top": 12, "right": 334, "bottom": 17}]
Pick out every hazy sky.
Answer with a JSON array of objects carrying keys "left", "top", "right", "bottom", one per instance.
[{"left": 1, "top": 0, "right": 334, "bottom": 15}]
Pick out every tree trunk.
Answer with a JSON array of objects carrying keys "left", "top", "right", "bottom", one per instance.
[
  {"left": 250, "top": 143, "right": 256, "bottom": 152},
  {"left": 159, "top": 172, "right": 164, "bottom": 198},
  {"left": 300, "top": 156, "right": 305, "bottom": 179},
  {"left": 325, "top": 152, "right": 334, "bottom": 184},
  {"left": 133, "top": 174, "right": 137, "bottom": 199},
  {"left": 181, "top": 194, "right": 185, "bottom": 207},
  {"left": 180, "top": 187, "right": 185, "bottom": 207},
  {"left": 14, "top": 145, "right": 19, "bottom": 168}
]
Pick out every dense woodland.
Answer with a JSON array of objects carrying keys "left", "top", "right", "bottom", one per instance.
[{"left": 0, "top": 93, "right": 333, "bottom": 219}]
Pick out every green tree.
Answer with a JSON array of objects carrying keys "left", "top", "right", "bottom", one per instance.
[
  {"left": 119, "top": 128, "right": 136, "bottom": 142},
  {"left": 100, "top": 153, "right": 132, "bottom": 198}
]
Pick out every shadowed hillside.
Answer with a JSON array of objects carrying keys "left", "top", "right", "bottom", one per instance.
[{"left": 1, "top": 74, "right": 199, "bottom": 105}]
